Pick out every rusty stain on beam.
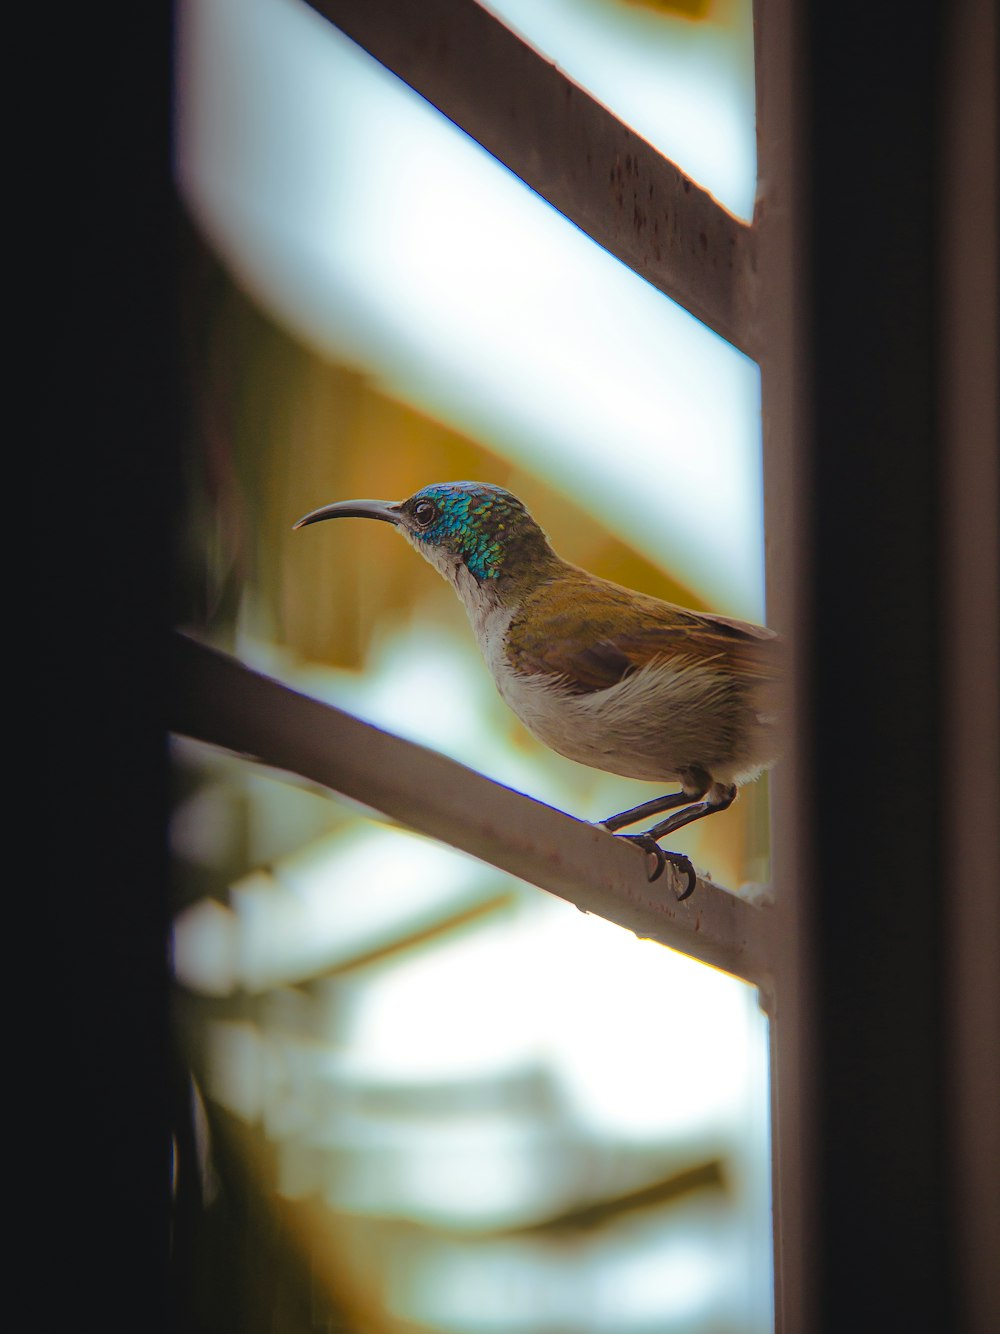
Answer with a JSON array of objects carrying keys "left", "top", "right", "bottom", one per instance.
[
  {"left": 171, "top": 633, "right": 770, "bottom": 985},
  {"left": 303, "top": 0, "right": 758, "bottom": 358}
]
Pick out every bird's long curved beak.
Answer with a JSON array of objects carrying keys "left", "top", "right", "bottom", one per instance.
[{"left": 293, "top": 498, "right": 401, "bottom": 530}]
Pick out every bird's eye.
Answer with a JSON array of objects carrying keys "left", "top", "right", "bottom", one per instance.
[{"left": 413, "top": 499, "right": 437, "bottom": 527}]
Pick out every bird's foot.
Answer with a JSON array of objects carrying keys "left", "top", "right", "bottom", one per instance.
[{"left": 617, "top": 834, "right": 698, "bottom": 900}]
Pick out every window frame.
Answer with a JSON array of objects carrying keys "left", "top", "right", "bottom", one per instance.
[{"left": 171, "top": 0, "right": 799, "bottom": 1324}]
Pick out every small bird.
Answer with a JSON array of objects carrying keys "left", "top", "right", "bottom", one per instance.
[{"left": 295, "top": 481, "right": 781, "bottom": 898}]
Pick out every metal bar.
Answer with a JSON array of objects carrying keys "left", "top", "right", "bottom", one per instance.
[
  {"left": 752, "top": 0, "right": 812, "bottom": 1327},
  {"left": 302, "top": 0, "right": 758, "bottom": 359},
  {"left": 171, "top": 632, "right": 769, "bottom": 986}
]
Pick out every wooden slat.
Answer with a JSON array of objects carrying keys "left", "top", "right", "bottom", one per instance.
[
  {"left": 304, "top": 0, "right": 758, "bottom": 358},
  {"left": 171, "top": 632, "right": 770, "bottom": 986}
]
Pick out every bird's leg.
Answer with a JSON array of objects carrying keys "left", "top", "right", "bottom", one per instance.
[
  {"left": 600, "top": 791, "right": 691, "bottom": 833},
  {"left": 601, "top": 769, "right": 724, "bottom": 897},
  {"left": 613, "top": 779, "right": 737, "bottom": 899},
  {"left": 600, "top": 767, "right": 711, "bottom": 833},
  {"left": 640, "top": 782, "right": 738, "bottom": 843}
]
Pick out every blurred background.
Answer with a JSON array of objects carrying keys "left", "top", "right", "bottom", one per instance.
[{"left": 170, "top": 0, "right": 773, "bottom": 1329}]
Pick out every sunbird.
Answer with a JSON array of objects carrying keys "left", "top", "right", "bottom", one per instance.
[{"left": 296, "top": 481, "right": 781, "bottom": 898}]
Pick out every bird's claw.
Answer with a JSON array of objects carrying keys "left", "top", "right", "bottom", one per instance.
[
  {"left": 618, "top": 833, "right": 667, "bottom": 881},
  {"left": 618, "top": 835, "right": 698, "bottom": 900},
  {"left": 670, "top": 854, "right": 699, "bottom": 901}
]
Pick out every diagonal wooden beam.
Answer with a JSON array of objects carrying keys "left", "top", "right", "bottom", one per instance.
[
  {"left": 304, "top": 0, "right": 758, "bottom": 358},
  {"left": 171, "top": 632, "right": 770, "bottom": 985}
]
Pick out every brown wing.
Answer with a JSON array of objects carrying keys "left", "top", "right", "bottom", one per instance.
[{"left": 505, "top": 568, "right": 781, "bottom": 695}]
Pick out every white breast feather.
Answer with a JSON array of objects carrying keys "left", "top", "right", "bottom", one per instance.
[{"left": 491, "top": 650, "right": 775, "bottom": 787}]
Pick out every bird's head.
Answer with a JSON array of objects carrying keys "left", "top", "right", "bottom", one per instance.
[{"left": 295, "top": 481, "right": 559, "bottom": 596}]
